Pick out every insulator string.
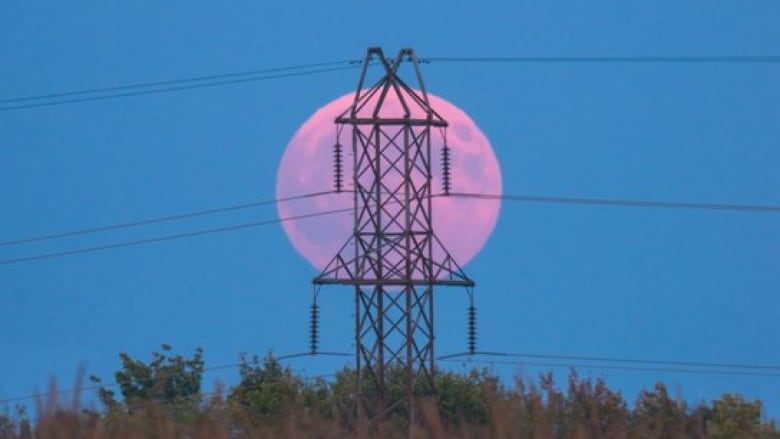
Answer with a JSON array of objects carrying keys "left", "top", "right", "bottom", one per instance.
[
  {"left": 440, "top": 128, "right": 452, "bottom": 195},
  {"left": 309, "top": 297, "right": 320, "bottom": 354},
  {"left": 467, "top": 303, "right": 477, "bottom": 355},
  {"left": 333, "top": 142, "right": 344, "bottom": 193}
]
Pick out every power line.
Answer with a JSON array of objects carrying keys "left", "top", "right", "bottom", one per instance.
[
  {"left": 439, "top": 351, "right": 780, "bottom": 372},
  {"left": 0, "top": 352, "right": 349, "bottom": 405},
  {"left": 5, "top": 350, "right": 778, "bottom": 405},
  {"left": 424, "top": 55, "right": 780, "bottom": 64},
  {"left": 21, "top": 372, "right": 340, "bottom": 426},
  {"left": 0, "top": 385, "right": 107, "bottom": 405},
  {"left": 2, "top": 54, "right": 777, "bottom": 112},
  {"left": 0, "top": 65, "right": 359, "bottom": 113},
  {"left": 0, "top": 362, "right": 240, "bottom": 405},
  {"left": 0, "top": 60, "right": 356, "bottom": 105},
  {"left": 4, "top": 190, "right": 772, "bottom": 249},
  {"left": 0, "top": 206, "right": 352, "bottom": 266},
  {"left": 438, "top": 358, "right": 780, "bottom": 378},
  {"left": 3, "top": 191, "right": 775, "bottom": 265},
  {"left": 448, "top": 192, "right": 780, "bottom": 213},
  {"left": 0, "top": 191, "right": 334, "bottom": 247},
  {"left": 277, "top": 351, "right": 350, "bottom": 361}
]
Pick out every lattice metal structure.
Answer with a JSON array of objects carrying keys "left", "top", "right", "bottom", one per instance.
[{"left": 313, "top": 47, "right": 474, "bottom": 420}]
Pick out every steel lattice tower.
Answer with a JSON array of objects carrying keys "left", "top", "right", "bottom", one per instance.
[{"left": 313, "top": 47, "right": 474, "bottom": 420}]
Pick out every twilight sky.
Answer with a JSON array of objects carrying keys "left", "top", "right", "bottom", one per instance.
[{"left": 1, "top": 1, "right": 778, "bottom": 418}]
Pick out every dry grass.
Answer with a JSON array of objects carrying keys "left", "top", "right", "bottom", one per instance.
[{"left": 1, "top": 369, "right": 777, "bottom": 439}]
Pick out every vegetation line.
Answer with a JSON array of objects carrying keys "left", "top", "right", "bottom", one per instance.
[{"left": 1, "top": 345, "right": 777, "bottom": 437}]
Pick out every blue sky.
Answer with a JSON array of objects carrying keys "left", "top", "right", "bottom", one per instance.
[{"left": 1, "top": 1, "right": 778, "bottom": 418}]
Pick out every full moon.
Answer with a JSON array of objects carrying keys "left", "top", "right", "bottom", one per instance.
[{"left": 276, "top": 91, "right": 502, "bottom": 271}]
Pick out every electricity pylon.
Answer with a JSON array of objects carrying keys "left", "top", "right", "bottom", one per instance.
[{"left": 313, "top": 47, "right": 474, "bottom": 422}]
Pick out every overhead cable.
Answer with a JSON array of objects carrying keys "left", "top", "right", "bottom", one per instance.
[
  {"left": 0, "top": 351, "right": 349, "bottom": 405},
  {"left": 0, "top": 206, "right": 351, "bottom": 266},
  {"left": 424, "top": 55, "right": 780, "bottom": 64},
  {"left": 448, "top": 192, "right": 780, "bottom": 213},
  {"left": 439, "top": 351, "right": 780, "bottom": 371},
  {"left": 0, "top": 61, "right": 356, "bottom": 105},
  {"left": 0, "top": 191, "right": 334, "bottom": 247},
  {"left": 438, "top": 358, "right": 780, "bottom": 378},
  {"left": 0, "top": 64, "right": 359, "bottom": 112},
  {"left": 3, "top": 54, "right": 778, "bottom": 112},
  {"left": 4, "top": 190, "right": 776, "bottom": 265}
]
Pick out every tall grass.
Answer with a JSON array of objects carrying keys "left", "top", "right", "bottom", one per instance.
[{"left": 1, "top": 368, "right": 777, "bottom": 438}]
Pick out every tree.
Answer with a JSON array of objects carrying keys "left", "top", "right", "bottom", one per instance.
[
  {"left": 435, "top": 367, "right": 502, "bottom": 427},
  {"left": 633, "top": 382, "right": 688, "bottom": 438},
  {"left": 0, "top": 406, "right": 16, "bottom": 439},
  {"left": 706, "top": 393, "right": 779, "bottom": 439},
  {"left": 93, "top": 344, "right": 204, "bottom": 423},
  {"left": 226, "top": 354, "right": 304, "bottom": 426}
]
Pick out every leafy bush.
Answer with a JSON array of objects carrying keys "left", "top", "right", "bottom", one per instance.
[{"left": 1, "top": 345, "right": 778, "bottom": 439}]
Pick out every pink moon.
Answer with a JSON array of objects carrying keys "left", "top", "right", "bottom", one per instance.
[{"left": 276, "top": 91, "right": 502, "bottom": 271}]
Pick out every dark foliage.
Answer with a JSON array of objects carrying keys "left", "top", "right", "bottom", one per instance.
[{"left": 1, "top": 345, "right": 777, "bottom": 438}]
